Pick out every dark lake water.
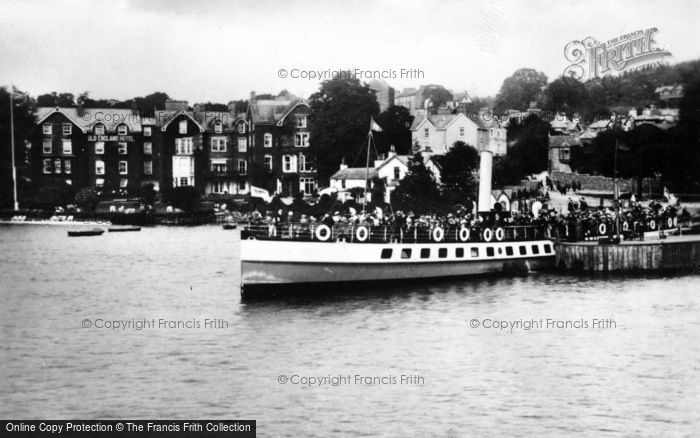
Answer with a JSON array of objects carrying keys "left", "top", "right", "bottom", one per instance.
[{"left": 1, "top": 225, "right": 699, "bottom": 437}]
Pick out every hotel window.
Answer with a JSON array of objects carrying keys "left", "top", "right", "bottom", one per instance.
[
  {"left": 62, "top": 140, "right": 72, "bottom": 154},
  {"left": 96, "top": 178, "right": 104, "bottom": 188},
  {"left": 43, "top": 124, "right": 52, "bottom": 135},
  {"left": 118, "top": 124, "right": 128, "bottom": 135},
  {"left": 54, "top": 158, "right": 61, "bottom": 173},
  {"left": 179, "top": 120, "right": 187, "bottom": 134},
  {"left": 237, "top": 159, "right": 247, "bottom": 175},
  {"left": 299, "top": 154, "right": 310, "bottom": 172},
  {"left": 62, "top": 124, "right": 72, "bottom": 135},
  {"left": 94, "top": 124, "right": 105, "bottom": 135},
  {"left": 214, "top": 121, "right": 223, "bottom": 134},
  {"left": 560, "top": 148, "right": 570, "bottom": 162},
  {"left": 43, "top": 158, "right": 52, "bottom": 174},
  {"left": 43, "top": 139, "right": 52, "bottom": 154},
  {"left": 64, "top": 159, "right": 71, "bottom": 174},
  {"left": 282, "top": 154, "right": 297, "bottom": 173},
  {"left": 120, "top": 178, "right": 128, "bottom": 188},
  {"left": 238, "top": 138, "right": 247, "bottom": 152},
  {"left": 95, "top": 142, "right": 105, "bottom": 155},
  {"left": 143, "top": 126, "right": 152, "bottom": 137},
  {"left": 459, "top": 127, "right": 465, "bottom": 136},
  {"left": 179, "top": 177, "right": 189, "bottom": 187},
  {"left": 264, "top": 155, "right": 273, "bottom": 171},
  {"left": 300, "top": 177, "right": 316, "bottom": 195},
  {"left": 119, "top": 161, "right": 128, "bottom": 175},
  {"left": 213, "top": 181, "right": 227, "bottom": 193},
  {"left": 175, "top": 137, "right": 193, "bottom": 155},
  {"left": 264, "top": 133, "right": 273, "bottom": 148},
  {"left": 144, "top": 160, "right": 153, "bottom": 175},
  {"left": 237, "top": 122, "right": 245, "bottom": 133},
  {"left": 143, "top": 142, "right": 152, "bottom": 155},
  {"left": 424, "top": 128, "right": 429, "bottom": 138},
  {"left": 118, "top": 142, "right": 128, "bottom": 155},
  {"left": 297, "top": 115, "right": 307, "bottom": 128},
  {"left": 95, "top": 160, "right": 105, "bottom": 175},
  {"left": 238, "top": 180, "right": 247, "bottom": 190},
  {"left": 211, "top": 161, "right": 227, "bottom": 173},
  {"left": 295, "top": 133, "right": 309, "bottom": 147},
  {"left": 211, "top": 138, "right": 227, "bottom": 152}
]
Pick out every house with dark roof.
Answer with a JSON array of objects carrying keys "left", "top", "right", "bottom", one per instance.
[
  {"left": 410, "top": 111, "right": 507, "bottom": 156},
  {"left": 246, "top": 93, "right": 316, "bottom": 198}
]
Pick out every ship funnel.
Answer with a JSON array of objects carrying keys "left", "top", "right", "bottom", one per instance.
[{"left": 477, "top": 146, "right": 493, "bottom": 213}]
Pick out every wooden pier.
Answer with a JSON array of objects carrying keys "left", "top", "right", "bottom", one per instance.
[{"left": 555, "top": 235, "right": 700, "bottom": 273}]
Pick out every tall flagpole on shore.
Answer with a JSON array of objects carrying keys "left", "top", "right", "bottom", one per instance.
[{"left": 10, "top": 85, "right": 19, "bottom": 211}]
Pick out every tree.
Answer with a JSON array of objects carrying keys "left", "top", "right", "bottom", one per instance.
[
  {"left": 494, "top": 68, "right": 548, "bottom": 113},
  {"left": 422, "top": 85, "right": 453, "bottom": 114},
  {"left": 36, "top": 92, "right": 76, "bottom": 107},
  {"left": 391, "top": 153, "right": 442, "bottom": 214},
  {"left": 438, "top": 141, "right": 479, "bottom": 204},
  {"left": 621, "top": 124, "right": 668, "bottom": 198},
  {"left": 375, "top": 105, "right": 414, "bottom": 155},
  {"left": 74, "top": 187, "right": 100, "bottom": 211},
  {"left": 0, "top": 86, "right": 35, "bottom": 209},
  {"left": 543, "top": 77, "right": 589, "bottom": 115},
  {"left": 665, "top": 77, "right": 700, "bottom": 193},
  {"left": 308, "top": 76, "right": 380, "bottom": 182},
  {"left": 22, "top": 179, "right": 73, "bottom": 210},
  {"left": 493, "top": 115, "right": 549, "bottom": 185},
  {"left": 168, "top": 186, "right": 200, "bottom": 212},
  {"left": 141, "top": 183, "right": 157, "bottom": 205}
]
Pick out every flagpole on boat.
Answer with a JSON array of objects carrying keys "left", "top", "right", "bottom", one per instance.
[
  {"left": 362, "top": 128, "right": 372, "bottom": 215},
  {"left": 10, "top": 85, "right": 19, "bottom": 211}
]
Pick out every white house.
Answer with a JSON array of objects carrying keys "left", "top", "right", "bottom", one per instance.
[{"left": 411, "top": 112, "right": 507, "bottom": 156}]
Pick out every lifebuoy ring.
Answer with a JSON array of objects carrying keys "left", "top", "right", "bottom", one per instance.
[
  {"left": 482, "top": 228, "right": 493, "bottom": 242},
  {"left": 649, "top": 220, "right": 657, "bottom": 231},
  {"left": 315, "top": 224, "right": 331, "bottom": 241},
  {"left": 666, "top": 217, "right": 673, "bottom": 229},
  {"left": 598, "top": 223, "right": 607, "bottom": 235},
  {"left": 495, "top": 227, "right": 505, "bottom": 242},
  {"left": 432, "top": 227, "right": 444, "bottom": 242},
  {"left": 355, "top": 226, "right": 369, "bottom": 242},
  {"left": 458, "top": 227, "right": 470, "bottom": 242},
  {"left": 622, "top": 221, "right": 629, "bottom": 232}
]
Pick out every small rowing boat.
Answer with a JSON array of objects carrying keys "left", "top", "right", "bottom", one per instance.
[{"left": 67, "top": 228, "right": 105, "bottom": 237}]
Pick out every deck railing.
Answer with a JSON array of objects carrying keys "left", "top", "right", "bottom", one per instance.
[{"left": 241, "top": 222, "right": 547, "bottom": 243}]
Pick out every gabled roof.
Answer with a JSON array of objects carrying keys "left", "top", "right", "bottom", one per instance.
[
  {"left": 275, "top": 100, "right": 310, "bottom": 126},
  {"left": 549, "top": 134, "right": 582, "bottom": 148},
  {"left": 249, "top": 99, "right": 308, "bottom": 125},
  {"left": 36, "top": 107, "right": 144, "bottom": 133},
  {"left": 410, "top": 113, "right": 468, "bottom": 131},
  {"left": 155, "top": 110, "right": 205, "bottom": 132},
  {"left": 192, "top": 111, "right": 234, "bottom": 131},
  {"left": 330, "top": 167, "right": 378, "bottom": 181},
  {"left": 376, "top": 154, "right": 410, "bottom": 171}
]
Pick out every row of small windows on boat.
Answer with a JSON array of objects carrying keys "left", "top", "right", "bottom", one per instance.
[{"left": 380, "top": 244, "right": 553, "bottom": 260}]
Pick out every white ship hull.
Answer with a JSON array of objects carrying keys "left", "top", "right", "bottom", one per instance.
[{"left": 240, "top": 239, "right": 555, "bottom": 297}]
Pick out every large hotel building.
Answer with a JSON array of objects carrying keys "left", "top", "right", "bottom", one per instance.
[{"left": 30, "top": 96, "right": 317, "bottom": 200}]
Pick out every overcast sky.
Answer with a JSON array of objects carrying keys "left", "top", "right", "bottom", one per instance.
[{"left": 1, "top": 0, "right": 698, "bottom": 103}]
